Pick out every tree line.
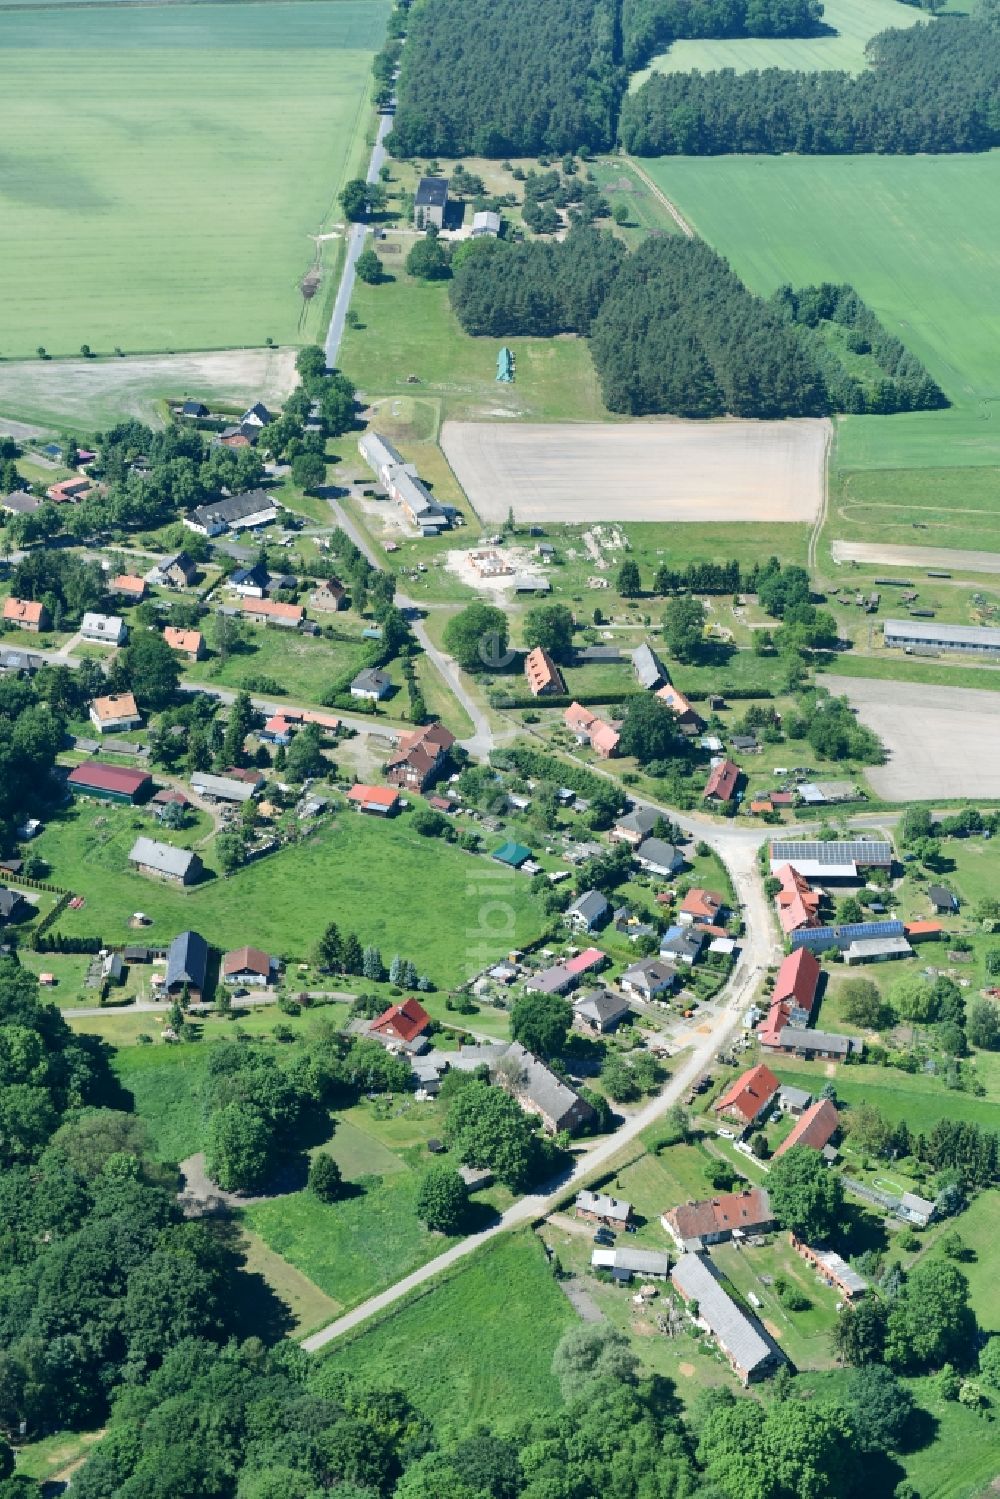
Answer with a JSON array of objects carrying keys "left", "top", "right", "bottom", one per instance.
[
  {"left": 448, "top": 228, "right": 626, "bottom": 338},
  {"left": 620, "top": 13, "right": 1000, "bottom": 154},
  {"left": 621, "top": 0, "right": 823, "bottom": 70}
]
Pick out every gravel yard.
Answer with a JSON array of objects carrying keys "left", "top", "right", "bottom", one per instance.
[
  {"left": 441, "top": 418, "right": 829, "bottom": 524},
  {"left": 821, "top": 674, "right": 1000, "bottom": 800}
]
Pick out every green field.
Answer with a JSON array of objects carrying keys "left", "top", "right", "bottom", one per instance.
[
  {"left": 244, "top": 1170, "right": 456, "bottom": 1315},
  {"left": 316, "top": 1231, "right": 575, "bottom": 1436},
  {"left": 633, "top": 0, "right": 927, "bottom": 82},
  {"left": 0, "top": 1, "right": 387, "bottom": 358},
  {"left": 113, "top": 1041, "right": 213, "bottom": 1161},
  {"left": 646, "top": 152, "right": 1000, "bottom": 475},
  {"left": 340, "top": 275, "right": 608, "bottom": 424},
  {"left": 183, "top": 623, "right": 371, "bottom": 705},
  {"left": 32, "top": 802, "right": 547, "bottom": 986}
]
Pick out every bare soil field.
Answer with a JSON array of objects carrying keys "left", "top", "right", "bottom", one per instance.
[
  {"left": 831, "top": 541, "right": 1000, "bottom": 574},
  {"left": 0, "top": 348, "right": 297, "bottom": 430},
  {"left": 441, "top": 419, "right": 829, "bottom": 524},
  {"left": 820, "top": 674, "right": 1000, "bottom": 800}
]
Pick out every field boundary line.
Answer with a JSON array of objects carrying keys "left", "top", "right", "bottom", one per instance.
[
  {"left": 622, "top": 155, "right": 694, "bottom": 238},
  {"left": 808, "top": 416, "right": 834, "bottom": 573}
]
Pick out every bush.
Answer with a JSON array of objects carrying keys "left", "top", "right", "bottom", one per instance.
[{"left": 309, "top": 1153, "right": 343, "bottom": 1203}]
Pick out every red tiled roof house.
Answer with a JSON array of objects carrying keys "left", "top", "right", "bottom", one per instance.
[{"left": 714, "top": 1063, "right": 779, "bottom": 1126}]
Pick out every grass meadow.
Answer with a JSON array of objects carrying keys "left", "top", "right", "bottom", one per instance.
[
  {"left": 0, "top": 1, "right": 387, "bottom": 357},
  {"left": 340, "top": 275, "right": 608, "bottom": 424},
  {"left": 316, "top": 1231, "right": 575, "bottom": 1436},
  {"left": 632, "top": 0, "right": 926, "bottom": 83},
  {"left": 646, "top": 152, "right": 1000, "bottom": 477},
  {"left": 33, "top": 801, "right": 547, "bottom": 986}
]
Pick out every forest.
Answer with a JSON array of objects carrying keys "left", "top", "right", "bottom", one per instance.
[
  {"left": 451, "top": 232, "right": 940, "bottom": 419},
  {"left": 620, "top": 0, "right": 823, "bottom": 70},
  {"left": 620, "top": 13, "right": 1000, "bottom": 154},
  {"left": 386, "top": 0, "right": 828, "bottom": 156},
  {"left": 386, "top": 0, "right": 623, "bottom": 157},
  {"left": 448, "top": 228, "right": 626, "bottom": 338}
]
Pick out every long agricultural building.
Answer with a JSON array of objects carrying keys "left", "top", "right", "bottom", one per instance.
[
  {"left": 883, "top": 618, "right": 1000, "bottom": 656},
  {"left": 768, "top": 840, "right": 893, "bottom": 879}
]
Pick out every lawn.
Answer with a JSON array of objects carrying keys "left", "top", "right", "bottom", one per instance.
[
  {"left": 315, "top": 1230, "right": 575, "bottom": 1436},
  {"left": 183, "top": 623, "right": 371, "bottom": 705},
  {"left": 33, "top": 801, "right": 548, "bottom": 986},
  {"left": 243, "top": 1169, "right": 457, "bottom": 1314},
  {"left": 645, "top": 152, "right": 1000, "bottom": 476},
  {"left": 771, "top": 1059, "right": 1000, "bottom": 1130},
  {"left": 632, "top": 0, "right": 927, "bottom": 82},
  {"left": 112, "top": 1041, "right": 213, "bottom": 1161},
  {"left": 827, "top": 465, "right": 1000, "bottom": 556},
  {"left": 340, "top": 275, "right": 608, "bottom": 424},
  {"left": 0, "top": 1, "right": 387, "bottom": 358}
]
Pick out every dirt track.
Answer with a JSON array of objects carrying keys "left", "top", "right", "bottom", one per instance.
[
  {"left": 0, "top": 347, "right": 297, "bottom": 428},
  {"left": 831, "top": 541, "right": 1000, "bottom": 574},
  {"left": 821, "top": 674, "right": 1000, "bottom": 800},
  {"left": 441, "top": 418, "right": 829, "bottom": 524}
]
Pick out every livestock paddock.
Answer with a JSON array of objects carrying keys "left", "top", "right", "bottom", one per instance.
[
  {"left": 820, "top": 675, "right": 1000, "bottom": 800},
  {"left": 441, "top": 418, "right": 829, "bottom": 524}
]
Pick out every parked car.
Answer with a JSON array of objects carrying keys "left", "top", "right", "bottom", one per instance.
[{"left": 716, "top": 1127, "right": 735, "bottom": 1140}]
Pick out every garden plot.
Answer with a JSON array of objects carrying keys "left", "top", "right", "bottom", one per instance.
[
  {"left": 820, "top": 674, "right": 1000, "bottom": 800},
  {"left": 441, "top": 419, "right": 828, "bottom": 524}
]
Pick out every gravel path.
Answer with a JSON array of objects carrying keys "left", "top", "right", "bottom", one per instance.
[{"left": 831, "top": 541, "right": 1000, "bottom": 574}]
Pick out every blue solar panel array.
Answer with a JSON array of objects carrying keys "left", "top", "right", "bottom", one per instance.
[{"left": 791, "top": 920, "right": 905, "bottom": 952}]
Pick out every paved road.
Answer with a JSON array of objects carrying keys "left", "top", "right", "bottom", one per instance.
[
  {"left": 175, "top": 681, "right": 405, "bottom": 745},
  {"left": 404, "top": 608, "right": 495, "bottom": 757},
  {"left": 325, "top": 110, "right": 393, "bottom": 369},
  {"left": 302, "top": 936, "right": 765, "bottom": 1352},
  {"left": 322, "top": 485, "right": 495, "bottom": 754},
  {"left": 302, "top": 798, "right": 779, "bottom": 1354}
]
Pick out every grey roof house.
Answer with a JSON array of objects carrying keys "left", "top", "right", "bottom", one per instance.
[
  {"left": 632, "top": 642, "right": 668, "bottom": 690},
  {"left": 165, "top": 930, "right": 209, "bottom": 997},
  {"left": 129, "top": 837, "right": 202, "bottom": 886},
  {"left": 351, "top": 667, "right": 392, "bottom": 701},
  {"left": 414, "top": 175, "right": 448, "bottom": 228},
  {"left": 573, "top": 988, "right": 632, "bottom": 1034},
  {"left": 635, "top": 837, "right": 683, "bottom": 877},
  {"left": 565, "top": 889, "right": 609, "bottom": 933},
  {"left": 620, "top": 957, "right": 676, "bottom": 1000},
  {"left": 611, "top": 806, "right": 659, "bottom": 846}
]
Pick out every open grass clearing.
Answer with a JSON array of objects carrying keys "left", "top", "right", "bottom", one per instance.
[
  {"left": 817, "top": 673, "right": 1000, "bottom": 800},
  {"left": 648, "top": 152, "right": 1000, "bottom": 476},
  {"left": 771, "top": 1059, "right": 1000, "bottom": 1130},
  {"left": 442, "top": 419, "right": 828, "bottom": 524},
  {"left": 12, "top": 1430, "right": 105, "bottom": 1485},
  {"left": 32, "top": 800, "right": 547, "bottom": 986},
  {"left": 0, "top": 2, "right": 385, "bottom": 361},
  {"left": 183, "top": 623, "right": 370, "bottom": 704},
  {"left": 112, "top": 1040, "right": 213, "bottom": 1162},
  {"left": 823, "top": 650, "right": 1000, "bottom": 694},
  {"left": 633, "top": 0, "right": 927, "bottom": 84},
  {"left": 828, "top": 466, "right": 1000, "bottom": 557},
  {"left": 340, "top": 275, "right": 608, "bottom": 424},
  {"left": 316, "top": 1230, "right": 575, "bottom": 1436},
  {"left": 239, "top": 1227, "right": 342, "bottom": 1337},
  {"left": 243, "top": 1169, "right": 459, "bottom": 1315}
]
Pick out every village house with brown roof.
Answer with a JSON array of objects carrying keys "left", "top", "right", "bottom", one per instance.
[
  {"left": 662, "top": 1188, "right": 774, "bottom": 1252},
  {"left": 384, "top": 721, "right": 455, "bottom": 792},
  {"left": 163, "top": 626, "right": 205, "bottom": 660}
]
